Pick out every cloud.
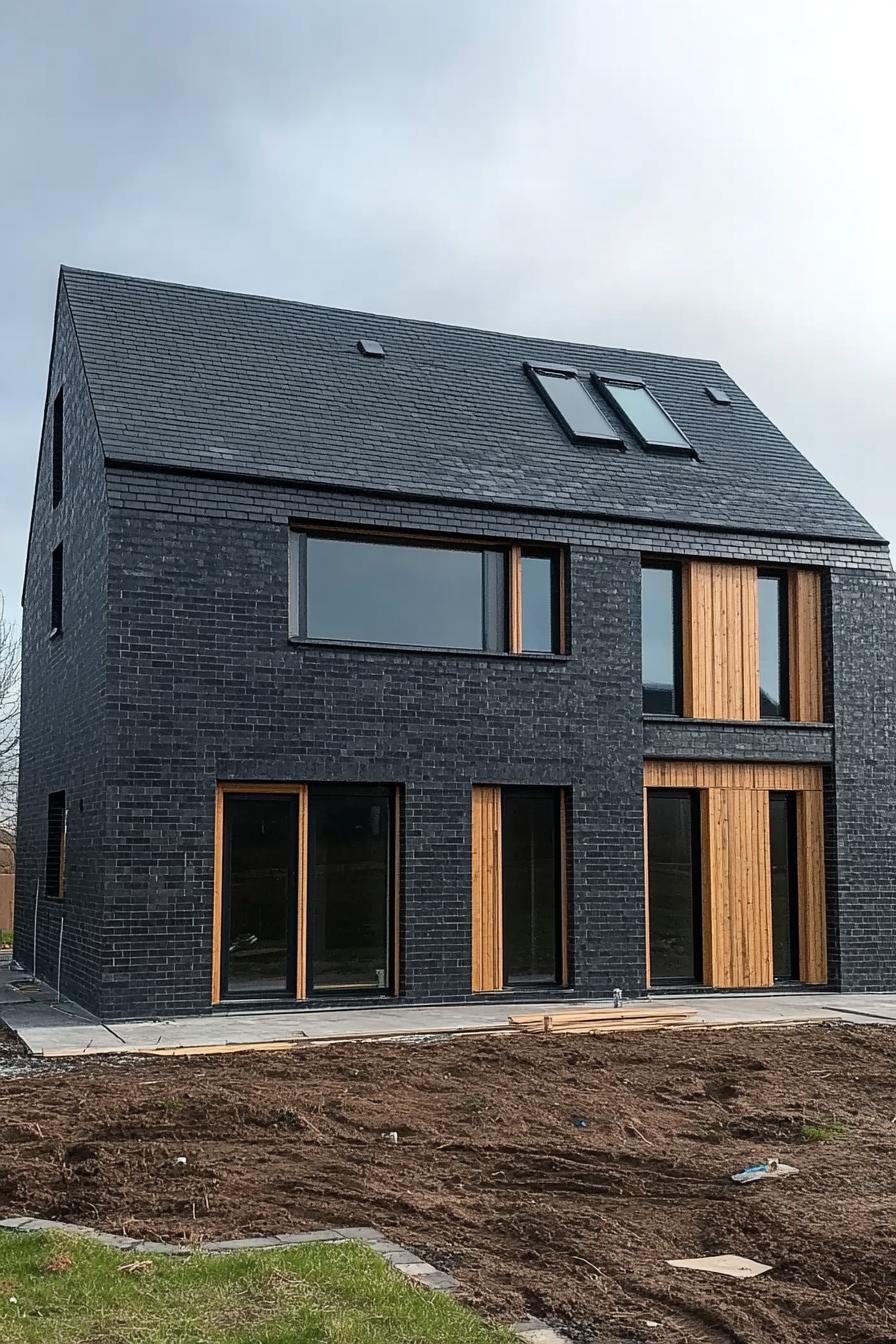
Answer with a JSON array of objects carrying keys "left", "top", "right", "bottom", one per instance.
[{"left": 2, "top": 0, "right": 895, "bottom": 620}]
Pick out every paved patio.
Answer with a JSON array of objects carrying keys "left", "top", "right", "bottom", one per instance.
[{"left": 3, "top": 955, "right": 896, "bottom": 1056}]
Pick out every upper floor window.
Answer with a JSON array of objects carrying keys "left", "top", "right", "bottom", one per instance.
[
  {"left": 525, "top": 363, "right": 620, "bottom": 445},
  {"left": 758, "top": 571, "right": 790, "bottom": 719},
  {"left": 52, "top": 389, "right": 64, "bottom": 508},
  {"left": 594, "top": 375, "right": 695, "bottom": 456},
  {"left": 641, "top": 561, "right": 681, "bottom": 715},
  {"left": 290, "top": 529, "right": 565, "bottom": 655},
  {"left": 50, "top": 543, "right": 63, "bottom": 635}
]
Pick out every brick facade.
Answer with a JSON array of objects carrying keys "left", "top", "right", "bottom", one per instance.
[{"left": 14, "top": 277, "right": 896, "bottom": 1019}]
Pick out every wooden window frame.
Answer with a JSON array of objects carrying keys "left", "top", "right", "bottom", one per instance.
[
  {"left": 212, "top": 782, "right": 400, "bottom": 1006},
  {"left": 289, "top": 524, "right": 566, "bottom": 657}
]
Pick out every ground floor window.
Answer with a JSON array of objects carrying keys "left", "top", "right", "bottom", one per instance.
[
  {"left": 645, "top": 790, "right": 702, "bottom": 984},
  {"left": 471, "top": 785, "right": 566, "bottom": 991},
  {"left": 216, "top": 784, "right": 397, "bottom": 1002}
]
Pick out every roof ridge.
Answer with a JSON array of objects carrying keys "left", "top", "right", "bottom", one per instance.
[{"left": 59, "top": 265, "right": 725, "bottom": 371}]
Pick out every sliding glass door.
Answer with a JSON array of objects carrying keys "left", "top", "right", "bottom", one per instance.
[
  {"left": 222, "top": 793, "right": 298, "bottom": 997},
  {"left": 307, "top": 786, "right": 394, "bottom": 995},
  {"left": 646, "top": 790, "right": 703, "bottom": 984},
  {"left": 219, "top": 785, "right": 395, "bottom": 1000}
]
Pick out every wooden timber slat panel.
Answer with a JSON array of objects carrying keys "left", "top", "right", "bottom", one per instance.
[
  {"left": 703, "top": 787, "right": 773, "bottom": 987},
  {"left": 644, "top": 760, "right": 823, "bottom": 792},
  {"left": 797, "top": 789, "right": 827, "bottom": 983},
  {"left": 684, "top": 561, "right": 759, "bottom": 720},
  {"left": 646, "top": 761, "right": 826, "bottom": 988},
  {"left": 789, "top": 569, "right": 824, "bottom": 722},
  {"left": 471, "top": 785, "right": 503, "bottom": 992}
]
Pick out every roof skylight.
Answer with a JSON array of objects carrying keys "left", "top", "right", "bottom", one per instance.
[
  {"left": 593, "top": 375, "right": 695, "bottom": 456},
  {"left": 525, "top": 363, "right": 621, "bottom": 446}
]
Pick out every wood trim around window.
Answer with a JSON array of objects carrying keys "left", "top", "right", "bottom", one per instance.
[
  {"left": 471, "top": 785, "right": 503, "bottom": 992},
  {"left": 508, "top": 546, "right": 523, "bottom": 653}
]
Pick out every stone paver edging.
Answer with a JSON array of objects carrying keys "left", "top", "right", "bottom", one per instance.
[{"left": 0, "top": 1216, "right": 569, "bottom": 1343}]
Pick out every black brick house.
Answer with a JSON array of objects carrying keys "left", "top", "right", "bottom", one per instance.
[{"left": 14, "top": 267, "right": 896, "bottom": 1020}]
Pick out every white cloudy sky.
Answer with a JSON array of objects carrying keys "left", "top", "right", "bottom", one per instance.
[{"left": 2, "top": 0, "right": 895, "bottom": 622}]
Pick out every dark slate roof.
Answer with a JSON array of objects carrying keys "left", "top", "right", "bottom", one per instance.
[{"left": 61, "top": 267, "right": 882, "bottom": 544}]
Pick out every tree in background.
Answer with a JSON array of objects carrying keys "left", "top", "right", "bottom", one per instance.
[{"left": 0, "top": 596, "right": 20, "bottom": 836}]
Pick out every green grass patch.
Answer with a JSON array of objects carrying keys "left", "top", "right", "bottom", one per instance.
[
  {"left": 0, "top": 1231, "right": 517, "bottom": 1343},
  {"left": 801, "top": 1120, "right": 848, "bottom": 1142}
]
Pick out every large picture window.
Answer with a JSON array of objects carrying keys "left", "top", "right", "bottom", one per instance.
[{"left": 290, "top": 529, "right": 565, "bottom": 655}]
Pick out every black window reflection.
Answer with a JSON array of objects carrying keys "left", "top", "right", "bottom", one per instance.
[
  {"left": 521, "top": 551, "right": 560, "bottom": 653},
  {"left": 502, "top": 789, "right": 561, "bottom": 986},
  {"left": 307, "top": 787, "right": 393, "bottom": 994},
  {"left": 647, "top": 791, "right": 702, "bottom": 983},
  {"left": 759, "top": 572, "right": 789, "bottom": 719},
  {"left": 770, "top": 792, "right": 800, "bottom": 981},
  {"left": 642, "top": 564, "right": 681, "bottom": 714},
  {"left": 305, "top": 536, "right": 505, "bottom": 651}
]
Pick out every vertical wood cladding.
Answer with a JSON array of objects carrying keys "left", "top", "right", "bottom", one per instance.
[
  {"left": 684, "top": 561, "right": 759, "bottom": 719},
  {"left": 471, "top": 785, "right": 503, "bottom": 992},
  {"left": 789, "top": 569, "right": 823, "bottom": 722},
  {"left": 644, "top": 760, "right": 826, "bottom": 988},
  {"left": 681, "top": 562, "right": 822, "bottom": 722}
]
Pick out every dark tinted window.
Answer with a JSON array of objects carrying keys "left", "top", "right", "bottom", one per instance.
[
  {"left": 642, "top": 564, "right": 680, "bottom": 714},
  {"left": 223, "top": 795, "right": 296, "bottom": 997},
  {"left": 303, "top": 536, "right": 505, "bottom": 651},
  {"left": 521, "top": 551, "right": 560, "bottom": 653},
  {"left": 596, "top": 378, "right": 692, "bottom": 452},
  {"left": 46, "top": 791, "right": 67, "bottom": 901},
  {"left": 770, "top": 793, "right": 800, "bottom": 981},
  {"left": 502, "top": 789, "right": 561, "bottom": 985},
  {"left": 307, "top": 787, "right": 393, "bottom": 994},
  {"left": 51, "top": 544, "right": 63, "bottom": 633},
  {"left": 647, "top": 791, "right": 702, "bottom": 983},
  {"left": 758, "top": 572, "right": 789, "bottom": 718},
  {"left": 528, "top": 367, "right": 620, "bottom": 443},
  {"left": 52, "top": 389, "right": 63, "bottom": 508}
]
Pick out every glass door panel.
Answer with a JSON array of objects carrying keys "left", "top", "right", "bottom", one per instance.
[
  {"left": 222, "top": 794, "right": 297, "bottom": 997},
  {"left": 307, "top": 787, "right": 393, "bottom": 994},
  {"left": 502, "top": 789, "right": 561, "bottom": 986},
  {"left": 647, "top": 790, "right": 702, "bottom": 984},
  {"left": 770, "top": 792, "right": 800, "bottom": 981}
]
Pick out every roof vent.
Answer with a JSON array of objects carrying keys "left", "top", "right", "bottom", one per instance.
[
  {"left": 704, "top": 385, "right": 731, "bottom": 406},
  {"left": 357, "top": 338, "right": 385, "bottom": 359}
]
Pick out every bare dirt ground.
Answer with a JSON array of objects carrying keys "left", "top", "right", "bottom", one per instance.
[{"left": 1, "top": 1022, "right": 895, "bottom": 1343}]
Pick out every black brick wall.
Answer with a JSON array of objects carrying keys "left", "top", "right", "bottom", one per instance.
[
  {"left": 15, "top": 375, "right": 896, "bottom": 1017},
  {"left": 14, "top": 299, "right": 108, "bottom": 1014}
]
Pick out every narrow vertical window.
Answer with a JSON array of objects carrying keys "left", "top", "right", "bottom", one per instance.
[
  {"left": 502, "top": 788, "right": 562, "bottom": 986},
  {"left": 46, "top": 791, "right": 67, "bottom": 901},
  {"left": 646, "top": 790, "right": 702, "bottom": 983},
  {"left": 769, "top": 792, "right": 800, "bottom": 981},
  {"left": 50, "top": 543, "right": 63, "bottom": 634},
  {"left": 521, "top": 550, "right": 560, "bottom": 653},
  {"left": 52, "top": 389, "right": 64, "bottom": 508},
  {"left": 641, "top": 562, "right": 681, "bottom": 714},
  {"left": 758, "top": 572, "right": 789, "bottom": 718}
]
